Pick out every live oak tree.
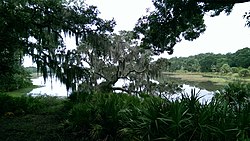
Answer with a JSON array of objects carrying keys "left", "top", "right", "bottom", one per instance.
[
  {"left": 135, "top": 0, "right": 250, "bottom": 55},
  {"left": 75, "top": 31, "right": 174, "bottom": 95},
  {"left": 0, "top": 0, "right": 115, "bottom": 91}
]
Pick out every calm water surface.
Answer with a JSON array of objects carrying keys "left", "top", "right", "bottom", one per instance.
[
  {"left": 28, "top": 76, "right": 69, "bottom": 97},
  {"left": 28, "top": 77, "right": 215, "bottom": 102},
  {"left": 169, "top": 84, "right": 214, "bottom": 103}
]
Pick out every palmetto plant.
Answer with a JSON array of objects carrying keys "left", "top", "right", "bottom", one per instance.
[{"left": 65, "top": 85, "right": 250, "bottom": 140}]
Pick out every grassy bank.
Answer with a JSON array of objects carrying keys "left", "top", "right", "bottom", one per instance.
[
  {"left": 4, "top": 73, "right": 43, "bottom": 97},
  {"left": 0, "top": 94, "right": 67, "bottom": 141},
  {"left": 5, "top": 85, "right": 40, "bottom": 97}
]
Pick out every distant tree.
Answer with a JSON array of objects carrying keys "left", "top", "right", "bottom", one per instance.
[
  {"left": 220, "top": 64, "right": 231, "bottom": 73},
  {"left": 168, "top": 49, "right": 250, "bottom": 73},
  {"left": 231, "top": 47, "right": 250, "bottom": 68},
  {"left": 185, "top": 58, "right": 200, "bottom": 72},
  {"left": 25, "top": 67, "right": 37, "bottom": 74},
  {"left": 215, "top": 56, "right": 230, "bottom": 71},
  {"left": 238, "top": 68, "right": 250, "bottom": 77},
  {"left": 168, "top": 57, "right": 185, "bottom": 72},
  {"left": 199, "top": 56, "right": 217, "bottom": 72},
  {"left": 0, "top": 65, "right": 32, "bottom": 92},
  {"left": 231, "top": 67, "right": 240, "bottom": 73}
]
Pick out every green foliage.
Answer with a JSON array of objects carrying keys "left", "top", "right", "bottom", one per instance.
[
  {"left": 231, "top": 67, "right": 239, "bottom": 73},
  {"left": 169, "top": 48, "right": 250, "bottom": 73},
  {"left": 0, "top": 0, "right": 115, "bottom": 91},
  {"left": 134, "top": 0, "right": 235, "bottom": 54},
  {"left": 135, "top": 0, "right": 205, "bottom": 54},
  {"left": 0, "top": 94, "right": 65, "bottom": 116},
  {"left": 199, "top": 56, "right": 217, "bottom": 72},
  {"left": 61, "top": 90, "right": 250, "bottom": 140},
  {"left": 0, "top": 66, "right": 32, "bottom": 92},
  {"left": 65, "top": 93, "right": 141, "bottom": 140},
  {"left": 230, "top": 47, "right": 250, "bottom": 68},
  {"left": 25, "top": 66, "right": 37, "bottom": 74},
  {"left": 220, "top": 82, "right": 250, "bottom": 103},
  {"left": 238, "top": 68, "right": 250, "bottom": 77},
  {"left": 220, "top": 64, "right": 231, "bottom": 73},
  {"left": 2, "top": 81, "right": 250, "bottom": 140}
]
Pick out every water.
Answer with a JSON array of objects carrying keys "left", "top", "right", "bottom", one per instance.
[
  {"left": 28, "top": 77, "right": 131, "bottom": 96},
  {"left": 28, "top": 77, "right": 215, "bottom": 102},
  {"left": 168, "top": 84, "right": 214, "bottom": 103},
  {"left": 28, "top": 76, "right": 69, "bottom": 97}
]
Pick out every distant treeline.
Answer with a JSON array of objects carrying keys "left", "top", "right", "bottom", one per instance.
[
  {"left": 168, "top": 47, "right": 250, "bottom": 76},
  {"left": 25, "top": 66, "right": 37, "bottom": 74}
]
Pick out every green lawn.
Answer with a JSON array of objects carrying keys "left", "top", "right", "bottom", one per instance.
[{"left": 6, "top": 85, "right": 40, "bottom": 97}]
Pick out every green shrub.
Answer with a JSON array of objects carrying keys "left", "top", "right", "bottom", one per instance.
[
  {"left": 216, "top": 82, "right": 250, "bottom": 112},
  {"left": 0, "top": 65, "right": 33, "bottom": 92},
  {"left": 66, "top": 93, "right": 141, "bottom": 140},
  {"left": 0, "top": 93, "right": 27, "bottom": 116},
  {"left": 231, "top": 67, "right": 239, "bottom": 73},
  {"left": 0, "top": 94, "right": 65, "bottom": 116},
  {"left": 63, "top": 91, "right": 250, "bottom": 141},
  {"left": 238, "top": 69, "right": 250, "bottom": 77},
  {"left": 220, "top": 64, "right": 231, "bottom": 73}
]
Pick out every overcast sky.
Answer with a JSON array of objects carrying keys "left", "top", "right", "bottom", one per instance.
[
  {"left": 24, "top": 1, "right": 250, "bottom": 67},
  {"left": 86, "top": 0, "right": 250, "bottom": 58}
]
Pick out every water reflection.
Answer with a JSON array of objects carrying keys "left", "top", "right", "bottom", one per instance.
[
  {"left": 28, "top": 77, "right": 215, "bottom": 102},
  {"left": 28, "top": 76, "right": 70, "bottom": 97},
  {"left": 168, "top": 84, "right": 214, "bottom": 104},
  {"left": 162, "top": 75, "right": 223, "bottom": 91}
]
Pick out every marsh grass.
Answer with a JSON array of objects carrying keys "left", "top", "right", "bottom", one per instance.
[
  {"left": 164, "top": 72, "right": 250, "bottom": 84},
  {"left": 161, "top": 72, "right": 250, "bottom": 91}
]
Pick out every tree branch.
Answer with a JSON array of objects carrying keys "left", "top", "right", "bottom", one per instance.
[
  {"left": 112, "top": 87, "right": 138, "bottom": 94},
  {"left": 121, "top": 66, "right": 148, "bottom": 79},
  {"left": 94, "top": 71, "right": 110, "bottom": 81}
]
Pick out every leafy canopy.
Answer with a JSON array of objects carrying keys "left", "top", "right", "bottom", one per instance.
[
  {"left": 1, "top": 0, "right": 250, "bottom": 92},
  {"left": 134, "top": 0, "right": 249, "bottom": 55},
  {"left": 0, "top": 0, "right": 115, "bottom": 91}
]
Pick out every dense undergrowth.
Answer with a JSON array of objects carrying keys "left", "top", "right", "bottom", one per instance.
[{"left": 1, "top": 82, "right": 250, "bottom": 140}]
